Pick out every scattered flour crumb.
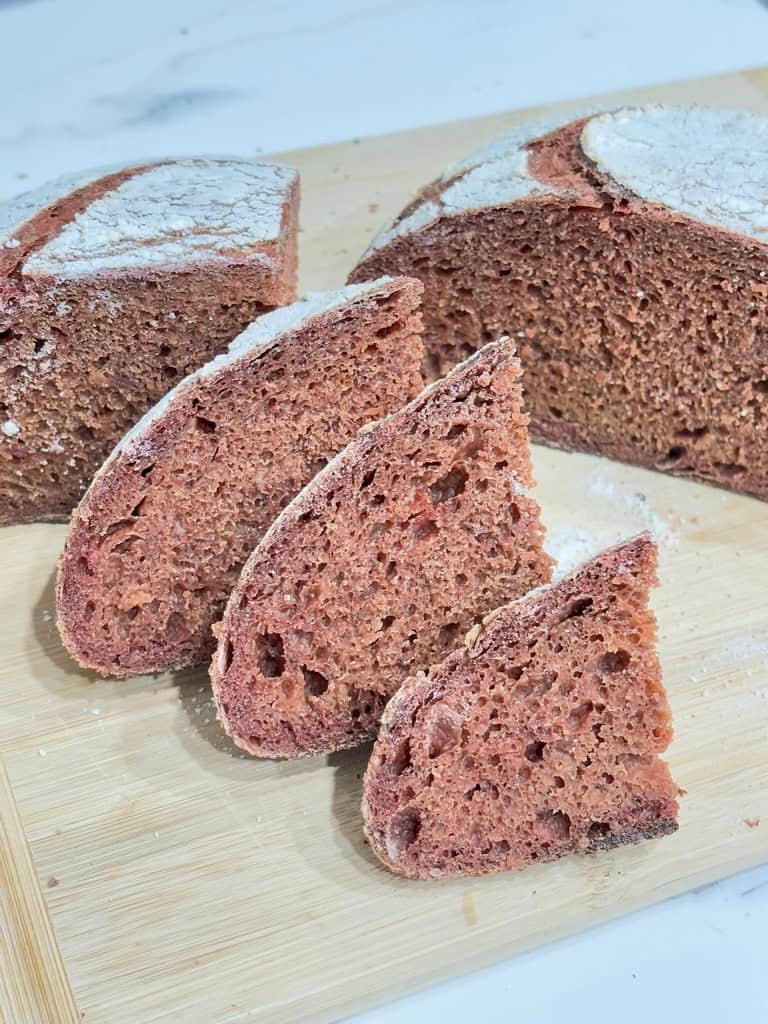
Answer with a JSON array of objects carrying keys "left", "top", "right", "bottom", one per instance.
[
  {"left": 587, "top": 475, "right": 679, "bottom": 548},
  {"left": 38, "top": 748, "right": 46, "bottom": 757},
  {"left": 2, "top": 420, "right": 20, "bottom": 437},
  {"left": 545, "top": 526, "right": 615, "bottom": 578},
  {"left": 42, "top": 609, "right": 53, "bottom": 622}
]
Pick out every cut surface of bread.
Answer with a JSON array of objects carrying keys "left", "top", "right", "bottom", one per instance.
[
  {"left": 212, "top": 337, "right": 553, "bottom": 758},
  {"left": 56, "top": 277, "right": 424, "bottom": 677},
  {"left": 0, "top": 157, "right": 299, "bottom": 524},
  {"left": 350, "top": 105, "right": 768, "bottom": 499},
  {"left": 362, "top": 533, "right": 679, "bottom": 880}
]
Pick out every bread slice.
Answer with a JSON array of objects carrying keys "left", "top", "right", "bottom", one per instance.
[
  {"left": 350, "top": 105, "right": 768, "bottom": 499},
  {"left": 362, "top": 533, "right": 679, "bottom": 879},
  {"left": 212, "top": 337, "right": 553, "bottom": 758},
  {"left": 0, "top": 158, "right": 299, "bottom": 524},
  {"left": 56, "top": 277, "right": 425, "bottom": 677}
]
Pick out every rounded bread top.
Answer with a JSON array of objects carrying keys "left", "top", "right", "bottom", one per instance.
[
  {"left": 0, "top": 157, "right": 298, "bottom": 279},
  {"left": 365, "top": 105, "right": 768, "bottom": 254}
]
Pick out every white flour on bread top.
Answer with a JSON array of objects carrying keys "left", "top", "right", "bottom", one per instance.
[{"left": 0, "top": 158, "right": 297, "bottom": 278}]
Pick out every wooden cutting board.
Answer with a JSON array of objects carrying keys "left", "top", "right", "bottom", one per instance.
[{"left": 2, "top": 68, "right": 768, "bottom": 1024}]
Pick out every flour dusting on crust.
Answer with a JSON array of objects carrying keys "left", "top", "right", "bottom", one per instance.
[
  {"left": 0, "top": 164, "right": 133, "bottom": 253},
  {"left": 581, "top": 106, "right": 768, "bottom": 240},
  {"left": 23, "top": 159, "right": 297, "bottom": 278},
  {"left": 365, "top": 108, "right": 596, "bottom": 254}
]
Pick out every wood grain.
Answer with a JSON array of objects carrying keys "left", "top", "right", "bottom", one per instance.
[
  {"left": 0, "top": 760, "right": 79, "bottom": 1024},
  {"left": 1, "top": 68, "right": 768, "bottom": 1024}
]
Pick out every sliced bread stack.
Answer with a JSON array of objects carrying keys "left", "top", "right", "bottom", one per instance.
[
  {"left": 57, "top": 277, "right": 425, "bottom": 676},
  {"left": 211, "top": 337, "right": 553, "bottom": 757}
]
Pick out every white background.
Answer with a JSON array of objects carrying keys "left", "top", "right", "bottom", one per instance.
[{"left": 1, "top": 0, "right": 767, "bottom": 1021}]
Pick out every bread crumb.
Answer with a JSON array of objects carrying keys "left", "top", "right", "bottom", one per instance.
[
  {"left": 744, "top": 817, "right": 760, "bottom": 828},
  {"left": 462, "top": 890, "right": 478, "bottom": 926},
  {"left": 47, "top": 875, "right": 59, "bottom": 888},
  {"left": 368, "top": 202, "right": 380, "bottom": 214}
]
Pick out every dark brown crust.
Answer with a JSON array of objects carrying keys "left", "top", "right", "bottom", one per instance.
[
  {"left": 56, "top": 277, "right": 425, "bottom": 677},
  {"left": 211, "top": 338, "right": 553, "bottom": 758},
  {"left": 0, "top": 164, "right": 299, "bottom": 525},
  {"left": 350, "top": 114, "right": 768, "bottom": 500},
  {"left": 362, "top": 533, "right": 679, "bottom": 880}
]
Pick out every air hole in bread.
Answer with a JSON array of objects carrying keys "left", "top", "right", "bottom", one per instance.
[
  {"left": 537, "top": 810, "right": 571, "bottom": 840},
  {"left": 390, "top": 738, "right": 412, "bottom": 775},
  {"left": 524, "top": 740, "right": 545, "bottom": 763},
  {"left": 559, "top": 596, "right": 593, "bottom": 622},
  {"left": 714, "top": 461, "right": 747, "bottom": 478},
  {"left": 588, "top": 821, "right": 611, "bottom": 840},
  {"left": 387, "top": 808, "right": 421, "bottom": 858},
  {"left": 360, "top": 469, "right": 376, "bottom": 489},
  {"left": 445, "top": 423, "right": 467, "bottom": 439},
  {"left": 194, "top": 416, "right": 217, "bottom": 434},
  {"left": 412, "top": 518, "right": 439, "bottom": 542},
  {"left": 219, "top": 638, "right": 233, "bottom": 674},
  {"left": 255, "top": 632, "right": 285, "bottom": 678},
  {"left": 437, "top": 622, "right": 460, "bottom": 647},
  {"left": 675, "top": 425, "right": 708, "bottom": 440},
  {"left": 302, "top": 666, "right": 328, "bottom": 698},
  {"left": 139, "top": 463, "right": 155, "bottom": 478},
  {"left": 427, "top": 709, "right": 461, "bottom": 758},
  {"left": 569, "top": 700, "right": 594, "bottom": 728},
  {"left": 599, "top": 649, "right": 631, "bottom": 674}
]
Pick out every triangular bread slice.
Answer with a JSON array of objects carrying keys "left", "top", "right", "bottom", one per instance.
[
  {"left": 211, "top": 337, "right": 553, "bottom": 757},
  {"left": 362, "top": 533, "right": 679, "bottom": 879},
  {"left": 56, "top": 277, "right": 425, "bottom": 677}
]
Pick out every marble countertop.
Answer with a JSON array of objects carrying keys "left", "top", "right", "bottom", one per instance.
[{"left": 2, "top": 0, "right": 766, "bottom": 1021}]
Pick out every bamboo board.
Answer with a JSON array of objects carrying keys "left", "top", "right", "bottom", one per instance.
[{"left": 2, "top": 67, "right": 768, "bottom": 1024}]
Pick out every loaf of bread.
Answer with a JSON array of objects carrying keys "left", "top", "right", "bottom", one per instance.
[
  {"left": 56, "top": 277, "right": 424, "bottom": 676},
  {"left": 350, "top": 106, "right": 768, "bottom": 498},
  {"left": 212, "top": 337, "right": 553, "bottom": 758},
  {"left": 362, "top": 533, "right": 678, "bottom": 879},
  {"left": 0, "top": 158, "right": 299, "bottom": 524}
]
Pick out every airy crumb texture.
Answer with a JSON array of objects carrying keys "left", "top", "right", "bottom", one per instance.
[
  {"left": 212, "top": 337, "right": 553, "bottom": 758},
  {"left": 350, "top": 105, "right": 768, "bottom": 500},
  {"left": 0, "top": 158, "right": 299, "bottom": 525},
  {"left": 56, "top": 277, "right": 425, "bottom": 677},
  {"left": 362, "top": 533, "right": 679, "bottom": 880}
]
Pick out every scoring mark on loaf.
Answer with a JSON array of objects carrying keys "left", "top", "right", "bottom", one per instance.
[
  {"left": 1, "top": 158, "right": 298, "bottom": 279},
  {"left": 365, "top": 104, "right": 768, "bottom": 258},
  {"left": 580, "top": 106, "right": 768, "bottom": 240}
]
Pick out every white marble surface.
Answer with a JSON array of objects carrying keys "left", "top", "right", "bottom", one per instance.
[{"left": 1, "top": 0, "right": 767, "bottom": 1021}]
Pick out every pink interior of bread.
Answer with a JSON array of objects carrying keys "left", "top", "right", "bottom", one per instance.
[
  {"left": 362, "top": 533, "right": 679, "bottom": 880},
  {"left": 57, "top": 279, "right": 425, "bottom": 676},
  {"left": 213, "top": 338, "right": 553, "bottom": 758}
]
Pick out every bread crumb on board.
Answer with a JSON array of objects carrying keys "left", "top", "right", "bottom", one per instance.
[
  {"left": 47, "top": 875, "right": 60, "bottom": 888},
  {"left": 744, "top": 817, "right": 761, "bottom": 829}
]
